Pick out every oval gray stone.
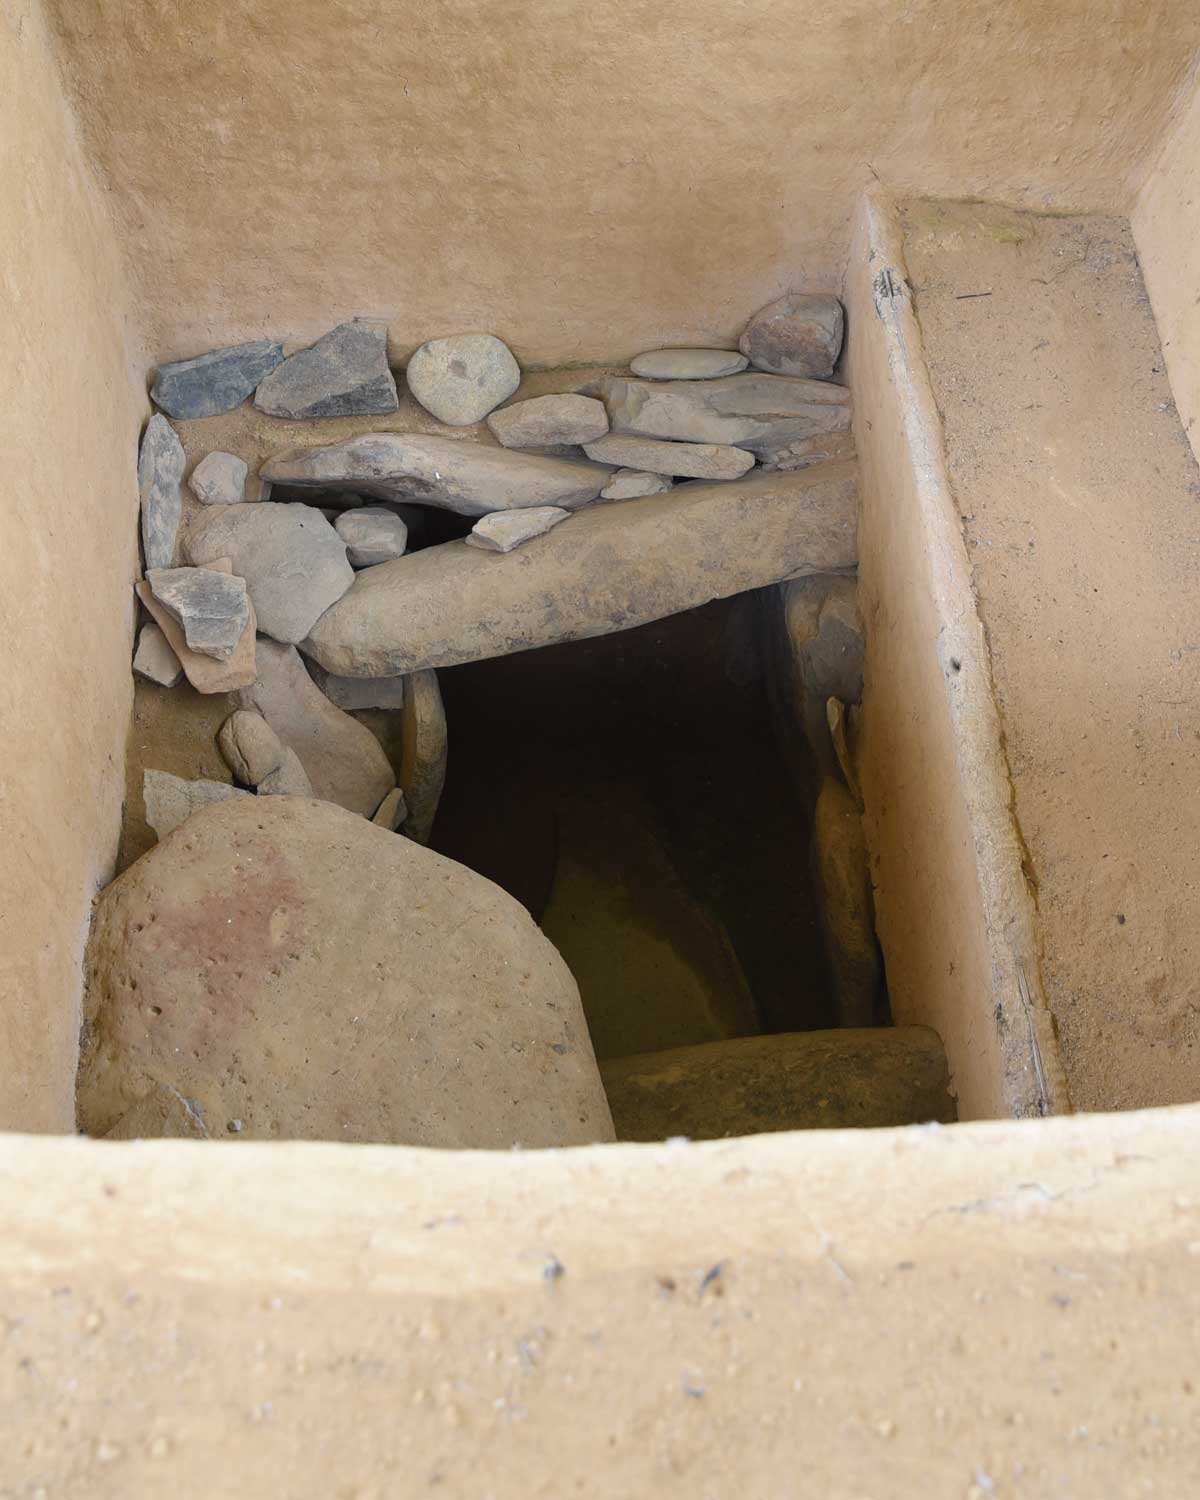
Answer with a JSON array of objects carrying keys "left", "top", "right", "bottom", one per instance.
[
  {"left": 184, "top": 502, "right": 354, "bottom": 645},
  {"left": 405, "top": 334, "right": 520, "bottom": 425},
  {"left": 218, "top": 709, "right": 286, "bottom": 786},
  {"left": 334, "top": 507, "right": 408, "bottom": 568},
  {"left": 739, "top": 293, "right": 845, "bottom": 379},
  {"left": 190, "top": 451, "right": 248, "bottom": 506},
  {"left": 78, "top": 796, "right": 614, "bottom": 1147},
  {"left": 151, "top": 340, "right": 284, "bottom": 419},
  {"left": 629, "top": 348, "right": 749, "bottom": 380},
  {"left": 255, "top": 320, "right": 399, "bottom": 420}
]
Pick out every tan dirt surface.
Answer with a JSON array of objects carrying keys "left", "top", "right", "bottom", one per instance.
[{"left": 901, "top": 199, "right": 1200, "bottom": 1112}]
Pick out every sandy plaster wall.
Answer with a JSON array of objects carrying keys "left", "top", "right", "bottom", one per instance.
[
  {"left": 0, "top": 0, "right": 145, "bottom": 1130},
  {"left": 43, "top": 0, "right": 1200, "bottom": 369},
  {"left": 4, "top": 1108, "right": 1200, "bottom": 1495},
  {"left": 1134, "top": 65, "right": 1200, "bottom": 467},
  {"left": 844, "top": 196, "right": 1065, "bottom": 1121}
]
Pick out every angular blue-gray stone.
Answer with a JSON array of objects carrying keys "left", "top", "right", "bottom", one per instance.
[
  {"left": 138, "top": 415, "right": 184, "bottom": 570},
  {"left": 151, "top": 340, "right": 284, "bottom": 419},
  {"left": 254, "top": 320, "right": 399, "bottom": 420}
]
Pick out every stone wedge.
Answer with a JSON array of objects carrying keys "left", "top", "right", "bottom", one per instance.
[
  {"left": 260, "top": 433, "right": 613, "bottom": 516},
  {"left": 302, "top": 462, "right": 858, "bottom": 676}
]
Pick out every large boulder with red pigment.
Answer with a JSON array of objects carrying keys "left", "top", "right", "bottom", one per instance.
[{"left": 78, "top": 797, "right": 614, "bottom": 1148}]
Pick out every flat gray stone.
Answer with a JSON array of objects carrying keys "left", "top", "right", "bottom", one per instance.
[
  {"left": 739, "top": 293, "right": 845, "bottom": 379},
  {"left": 629, "top": 348, "right": 748, "bottom": 380},
  {"left": 190, "top": 451, "right": 248, "bottom": 506},
  {"left": 142, "top": 769, "right": 249, "bottom": 841},
  {"left": 261, "top": 434, "right": 612, "bottom": 517},
  {"left": 405, "top": 333, "right": 520, "bottom": 425},
  {"left": 254, "top": 320, "right": 399, "bottom": 419},
  {"left": 306, "top": 661, "right": 406, "bottom": 711},
  {"left": 371, "top": 786, "right": 408, "bottom": 831},
  {"left": 238, "top": 638, "right": 395, "bottom": 817},
  {"left": 145, "top": 566, "right": 250, "bottom": 662},
  {"left": 399, "top": 670, "right": 447, "bottom": 845},
  {"left": 184, "top": 502, "right": 353, "bottom": 645},
  {"left": 486, "top": 394, "right": 608, "bottom": 448},
  {"left": 257, "top": 747, "right": 314, "bottom": 798},
  {"left": 217, "top": 709, "right": 286, "bottom": 786},
  {"left": 132, "top": 622, "right": 182, "bottom": 688},
  {"left": 302, "top": 462, "right": 858, "bottom": 677},
  {"left": 151, "top": 340, "right": 284, "bottom": 419},
  {"left": 603, "top": 372, "right": 851, "bottom": 457},
  {"left": 138, "top": 415, "right": 185, "bottom": 571},
  {"left": 334, "top": 507, "right": 408, "bottom": 568},
  {"left": 583, "top": 433, "right": 755, "bottom": 480},
  {"left": 599, "top": 469, "right": 675, "bottom": 501},
  {"left": 466, "top": 507, "right": 569, "bottom": 553}
]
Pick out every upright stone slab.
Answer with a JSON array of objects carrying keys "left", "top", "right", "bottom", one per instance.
[
  {"left": 261, "top": 434, "right": 612, "bottom": 516},
  {"left": 79, "top": 797, "right": 614, "bottom": 1147},
  {"left": 132, "top": 622, "right": 182, "bottom": 688},
  {"left": 151, "top": 340, "right": 284, "bottom": 419},
  {"left": 185, "top": 502, "right": 354, "bottom": 644},
  {"left": 811, "top": 775, "right": 881, "bottom": 1027},
  {"left": 399, "top": 669, "right": 447, "bottom": 846},
  {"left": 301, "top": 463, "right": 859, "bottom": 676},
  {"left": 238, "top": 638, "right": 395, "bottom": 817},
  {"left": 138, "top": 414, "right": 185, "bottom": 570},
  {"left": 604, "top": 372, "right": 851, "bottom": 456},
  {"left": 254, "top": 320, "right": 399, "bottom": 419}
]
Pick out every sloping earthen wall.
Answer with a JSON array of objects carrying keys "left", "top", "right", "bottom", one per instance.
[
  {"left": 44, "top": 0, "right": 1200, "bottom": 368},
  {"left": 1134, "top": 64, "right": 1200, "bottom": 466},
  {"left": 0, "top": 0, "right": 145, "bottom": 1130}
]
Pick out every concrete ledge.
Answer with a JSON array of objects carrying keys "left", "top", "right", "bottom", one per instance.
[{"left": 843, "top": 192, "right": 1068, "bottom": 1119}]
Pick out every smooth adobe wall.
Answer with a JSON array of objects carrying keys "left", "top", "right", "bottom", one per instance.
[
  {"left": 0, "top": 0, "right": 145, "bottom": 1130},
  {"left": 45, "top": 0, "right": 1200, "bottom": 368},
  {"left": 1134, "top": 65, "right": 1200, "bottom": 467}
]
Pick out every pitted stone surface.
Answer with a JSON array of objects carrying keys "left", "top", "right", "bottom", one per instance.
[
  {"left": 79, "top": 796, "right": 614, "bottom": 1147},
  {"left": 405, "top": 333, "right": 520, "bottom": 425}
]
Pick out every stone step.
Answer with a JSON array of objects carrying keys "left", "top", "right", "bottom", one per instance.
[
  {"left": 600, "top": 1027, "right": 956, "bottom": 1140},
  {"left": 301, "top": 460, "right": 858, "bottom": 677}
]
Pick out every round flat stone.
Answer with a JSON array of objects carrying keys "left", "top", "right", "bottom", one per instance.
[{"left": 629, "top": 348, "right": 749, "bottom": 381}]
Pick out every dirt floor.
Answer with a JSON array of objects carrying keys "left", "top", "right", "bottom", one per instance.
[
  {"left": 432, "top": 594, "right": 836, "bottom": 1059},
  {"left": 901, "top": 199, "right": 1200, "bottom": 1112}
]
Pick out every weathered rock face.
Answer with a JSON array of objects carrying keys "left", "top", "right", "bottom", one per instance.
[
  {"left": 146, "top": 566, "right": 250, "bottom": 661},
  {"left": 405, "top": 333, "right": 520, "bottom": 425},
  {"left": 371, "top": 785, "right": 408, "bottom": 831},
  {"left": 256, "top": 747, "right": 313, "bottom": 797},
  {"left": 334, "top": 507, "right": 408, "bottom": 567},
  {"left": 603, "top": 372, "right": 851, "bottom": 456},
  {"left": 261, "top": 433, "right": 612, "bottom": 516},
  {"left": 142, "top": 768, "right": 249, "bottom": 840},
  {"left": 132, "top": 622, "right": 182, "bottom": 688},
  {"left": 466, "top": 507, "right": 569, "bottom": 553},
  {"left": 150, "top": 340, "right": 284, "bottom": 419},
  {"left": 254, "top": 320, "right": 399, "bottom": 419},
  {"left": 486, "top": 393, "right": 609, "bottom": 448},
  {"left": 78, "top": 797, "right": 614, "bottom": 1148},
  {"left": 629, "top": 348, "right": 748, "bottom": 380},
  {"left": 190, "top": 450, "right": 248, "bottom": 506},
  {"left": 218, "top": 709, "right": 286, "bottom": 786},
  {"left": 135, "top": 559, "right": 257, "bottom": 694},
  {"left": 302, "top": 462, "right": 858, "bottom": 676},
  {"left": 237, "top": 638, "right": 395, "bottom": 817},
  {"left": 185, "top": 502, "right": 354, "bottom": 644},
  {"left": 138, "top": 415, "right": 185, "bottom": 570},
  {"left": 599, "top": 468, "right": 674, "bottom": 501},
  {"left": 739, "top": 292, "right": 845, "bottom": 379},
  {"left": 600, "top": 1029, "right": 955, "bottom": 1140},
  {"left": 583, "top": 432, "right": 755, "bottom": 479},
  {"left": 306, "top": 661, "right": 406, "bottom": 712},
  {"left": 811, "top": 775, "right": 880, "bottom": 1027},
  {"left": 399, "top": 669, "right": 447, "bottom": 845}
]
